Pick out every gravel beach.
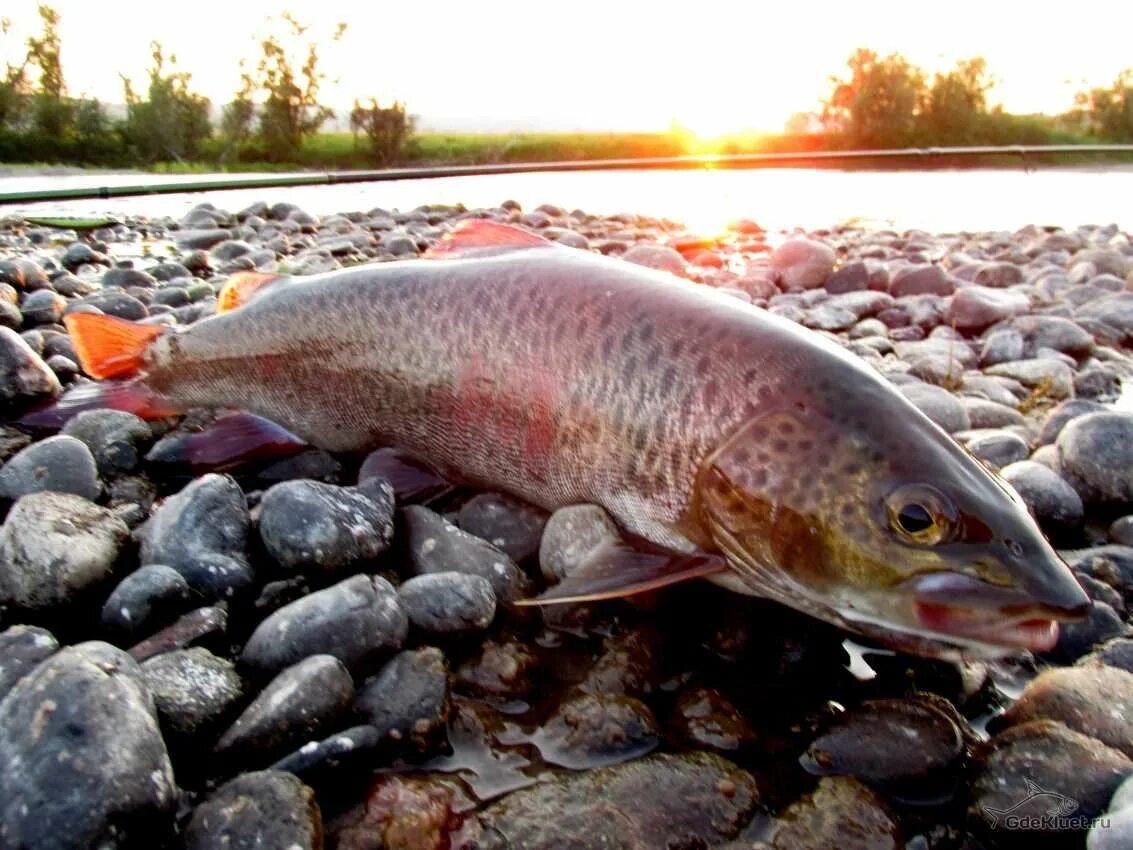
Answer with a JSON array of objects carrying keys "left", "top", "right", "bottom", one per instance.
[{"left": 1, "top": 199, "right": 1133, "bottom": 849}]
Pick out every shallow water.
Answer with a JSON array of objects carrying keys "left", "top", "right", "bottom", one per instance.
[{"left": 5, "top": 166, "right": 1133, "bottom": 234}]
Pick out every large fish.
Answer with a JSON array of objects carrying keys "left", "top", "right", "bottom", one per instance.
[{"left": 61, "top": 220, "right": 1088, "bottom": 658}]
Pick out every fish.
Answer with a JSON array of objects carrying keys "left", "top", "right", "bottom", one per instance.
[{"left": 59, "top": 219, "right": 1089, "bottom": 659}]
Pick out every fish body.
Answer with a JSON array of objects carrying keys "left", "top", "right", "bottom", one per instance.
[{"left": 64, "top": 221, "right": 1089, "bottom": 657}]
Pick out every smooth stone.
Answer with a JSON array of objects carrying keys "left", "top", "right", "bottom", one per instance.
[
  {"left": 399, "top": 572, "right": 497, "bottom": 634},
  {"left": 621, "top": 243, "right": 686, "bottom": 277},
  {"left": 1001, "top": 461, "right": 1084, "bottom": 533},
  {"left": 0, "top": 642, "right": 176, "bottom": 850},
  {"left": 825, "top": 261, "right": 869, "bottom": 293},
  {"left": 0, "top": 492, "right": 128, "bottom": 611},
  {"left": 1002, "top": 666, "right": 1133, "bottom": 759},
  {"left": 985, "top": 357, "right": 1074, "bottom": 398},
  {"left": 0, "top": 434, "right": 100, "bottom": 500},
  {"left": 979, "top": 328, "right": 1026, "bottom": 367},
  {"left": 184, "top": 771, "right": 321, "bottom": 850},
  {"left": 73, "top": 289, "right": 148, "bottom": 320},
  {"left": 61, "top": 409, "right": 152, "bottom": 477},
  {"left": 0, "top": 624, "right": 58, "bottom": 698},
  {"left": 457, "top": 640, "right": 540, "bottom": 701},
  {"left": 241, "top": 574, "right": 407, "bottom": 676},
  {"left": 215, "top": 654, "right": 354, "bottom": 766},
  {"left": 101, "top": 564, "right": 195, "bottom": 639},
  {"left": 258, "top": 479, "right": 394, "bottom": 572},
  {"left": 330, "top": 773, "right": 462, "bottom": 850},
  {"left": 1058, "top": 413, "right": 1133, "bottom": 505},
  {"left": 102, "top": 267, "right": 157, "bottom": 289},
  {"left": 539, "top": 503, "right": 621, "bottom": 583},
  {"left": 949, "top": 285, "right": 1028, "bottom": 330},
  {"left": 141, "top": 647, "right": 243, "bottom": 739},
  {"left": 532, "top": 693, "right": 660, "bottom": 769},
  {"left": 403, "top": 505, "right": 528, "bottom": 601},
  {"left": 20, "top": 289, "right": 66, "bottom": 325},
  {"left": 175, "top": 228, "right": 232, "bottom": 250},
  {"left": 464, "top": 752, "right": 760, "bottom": 849},
  {"left": 1012, "top": 314, "right": 1095, "bottom": 359},
  {"left": 963, "top": 429, "right": 1030, "bottom": 468},
  {"left": 899, "top": 382, "right": 971, "bottom": 433},
  {"left": 1037, "top": 399, "right": 1109, "bottom": 445},
  {"left": 889, "top": 263, "right": 954, "bottom": 297},
  {"left": 1111, "top": 516, "right": 1133, "bottom": 547},
  {"left": 668, "top": 686, "right": 756, "bottom": 753},
  {"left": 765, "top": 776, "right": 901, "bottom": 850},
  {"left": 1075, "top": 364, "right": 1122, "bottom": 400},
  {"left": 457, "top": 492, "right": 548, "bottom": 563},
  {"left": 1047, "top": 600, "right": 1128, "bottom": 664},
  {"left": 771, "top": 238, "right": 836, "bottom": 290},
  {"left": 962, "top": 397, "right": 1025, "bottom": 428},
  {"left": 355, "top": 647, "right": 450, "bottom": 754}
]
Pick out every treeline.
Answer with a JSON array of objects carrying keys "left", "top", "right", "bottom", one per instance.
[
  {"left": 0, "top": 5, "right": 411, "bottom": 167},
  {"left": 819, "top": 49, "right": 1133, "bottom": 149}
]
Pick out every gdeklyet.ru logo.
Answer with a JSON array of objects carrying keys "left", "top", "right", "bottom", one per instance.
[{"left": 982, "top": 778, "right": 1111, "bottom": 831}]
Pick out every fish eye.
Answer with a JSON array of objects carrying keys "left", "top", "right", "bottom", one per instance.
[{"left": 885, "top": 484, "right": 957, "bottom": 546}]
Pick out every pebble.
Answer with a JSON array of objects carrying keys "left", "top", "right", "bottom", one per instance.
[
  {"left": 403, "top": 505, "right": 528, "bottom": 601},
  {"left": 1001, "top": 460, "right": 1085, "bottom": 533},
  {"left": 668, "top": 687, "right": 756, "bottom": 753},
  {"left": 962, "top": 396, "right": 1025, "bottom": 428},
  {"left": 258, "top": 479, "right": 394, "bottom": 572},
  {"left": 532, "top": 692, "right": 660, "bottom": 769},
  {"left": 215, "top": 654, "right": 354, "bottom": 766},
  {"left": 961, "top": 428, "right": 1030, "bottom": 468},
  {"left": 1046, "top": 599, "right": 1128, "bottom": 664},
  {"left": 101, "top": 564, "right": 195, "bottom": 638},
  {"left": 140, "top": 646, "right": 244, "bottom": 740},
  {"left": 622, "top": 243, "right": 686, "bottom": 277},
  {"left": 0, "top": 642, "right": 176, "bottom": 849},
  {"left": 355, "top": 646, "right": 450, "bottom": 753},
  {"left": 184, "top": 771, "right": 322, "bottom": 850},
  {"left": 0, "top": 492, "right": 128, "bottom": 611},
  {"left": 60, "top": 409, "right": 152, "bottom": 477},
  {"left": 772, "top": 238, "right": 835, "bottom": 290},
  {"left": 0, "top": 434, "right": 101, "bottom": 500},
  {"left": 539, "top": 503, "right": 621, "bottom": 583},
  {"left": 1038, "top": 399, "right": 1109, "bottom": 445},
  {"left": 1111, "top": 516, "right": 1133, "bottom": 547},
  {"left": 980, "top": 327, "right": 1026, "bottom": 366},
  {"left": 241, "top": 574, "right": 407, "bottom": 676},
  {"left": 457, "top": 491, "right": 548, "bottom": 563},
  {"left": 0, "top": 327, "right": 59, "bottom": 404},
  {"left": 825, "top": 261, "right": 869, "bottom": 293},
  {"left": 399, "top": 572, "right": 497, "bottom": 634},
  {"left": 456, "top": 639, "right": 540, "bottom": 701},
  {"left": 899, "top": 382, "right": 971, "bottom": 432},
  {"left": 764, "top": 776, "right": 901, "bottom": 850},
  {"left": 0, "top": 624, "right": 58, "bottom": 697},
  {"left": 1058, "top": 412, "right": 1133, "bottom": 505},
  {"left": 986, "top": 357, "right": 1075, "bottom": 398},
  {"left": 890, "top": 263, "right": 954, "bottom": 297},
  {"left": 20, "top": 288, "right": 66, "bottom": 325}
]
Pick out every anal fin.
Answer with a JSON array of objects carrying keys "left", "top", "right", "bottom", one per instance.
[
  {"left": 516, "top": 539, "right": 728, "bottom": 606},
  {"left": 145, "top": 411, "right": 308, "bottom": 473}
]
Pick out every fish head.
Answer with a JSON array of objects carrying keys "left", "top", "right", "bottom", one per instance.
[{"left": 694, "top": 388, "right": 1090, "bottom": 659}]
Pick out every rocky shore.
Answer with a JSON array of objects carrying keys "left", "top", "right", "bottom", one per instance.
[{"left": 1, "top": 200, "right": 1133, "bottom": 849}]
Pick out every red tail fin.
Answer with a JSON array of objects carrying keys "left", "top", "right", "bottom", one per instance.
[{"left": 64, "top": 313, "right": 167, "bottom": 380}]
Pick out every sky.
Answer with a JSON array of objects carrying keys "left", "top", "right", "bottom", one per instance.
[{"left": 3, "top": 0, "right": 1132, "bottom": 134}]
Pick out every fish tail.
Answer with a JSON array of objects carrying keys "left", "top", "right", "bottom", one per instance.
[
  {"left": 19, "top": 378, "right": 183, "bottom": 428},
  {"left": 64, "top": 312, "right": 168, "bottom": 380}
]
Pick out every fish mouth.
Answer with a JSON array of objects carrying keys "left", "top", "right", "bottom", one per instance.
[{"left": 906, "top": 572, "right": 1090, "bottom": 653}]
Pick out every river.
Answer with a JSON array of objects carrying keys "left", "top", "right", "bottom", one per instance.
[{"left": 3, "top": 166, "right": 1133, "bottom": 235}]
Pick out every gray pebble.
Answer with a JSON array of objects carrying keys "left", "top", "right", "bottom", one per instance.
[
  {"left": 141, "top": 647, "right": 243, "bottom": 739},
  {"left": 355, "top": 646, "right": 450, "bottom": 753},
  {"left": 101, "top": 564, "right": 195, "bottom": 638},
  {"left": 0, "top": 326, "right": 61, "bottom": 403},
  {"left": 184, "top": 771, "right": 321, "bottom": 850},
  {"left": 399, "top": 572, "right": 497, "bottom": 633},
  {"left": 0, "top": 624, "right": 58, "bottom": 698},
  {"left": 61, "top": 409, "right": 152, "bottom": 477},
  {"left": 539, "top": 503, "right": 621, "bottom": 583},
  {"left": 771, "top": 238, "right": 835, "bottom": 290},
  {"left": 457, "top": 491, "right": 548, "bottom": 563},
  {"left": 1058, "top": 413, "right": 1133, "bottom": 505},
  {"left": 0, "top": 434, "right": 100, "bottom": 501},
  {"left": 1001, "top": 461, "right": 1084, "bottom": 534},
  {"left": 899, "top": 382, "right": 971, "bottom": 433}
]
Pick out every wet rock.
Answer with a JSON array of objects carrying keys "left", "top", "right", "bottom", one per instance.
[
  {"left": 20, "top": 288, "right": 66, "bottom": 325},
  {"left": 1089, "top": 776, "right": 1133, "bottom": 849},
  {"left": 331, "top": 774, "right": 462, "bottom": 850},
  {"left": 622, "top": 243, "right": 686, "bottom": 276},
  {"left": 772, "top": 238, "right": 836, "bottom": 290},
  {"left": 765, "top": 776, "right": 902, "bottom": 850},
  {"left": 0, "top": 624, "right": 57, "bottom": 697},
  {"left": 531, "top": 692, "right": 660, "bottom": 769},
  {"left": 271, "top": 724, "right": 382, "bottom": 784},
  {"left": 986, "top": 357, "right": 1074, "bottom": 399},
  {"left": 101, "top": 564, "right": 195, "bottom": 639},
  {"left": 400, "top": 572, "right": 496, "bottom": 634},
  {"left": 1046, "top": 600, "right": 1128, "bottom": 664},
  {"left": 175, "top": 228, "right": 232, "bottom": 251},
  {"left": 970, "top": 721, "right": 1131, "bottom": 832},
  {"left": 1081, "top": 637, "right": 1133, "bottom": 674},
  {"left": 141, "top": 646, "right": 243, "bottom": 739},
  {"left": 241, "top": 574, "right": 407, "bottom": 676},
  {"left": 890, "top": 263, "right": 953, "bottom": 297},
  {"left": 1075, "top": 364, "right": 1122, "bottom": 400},
  {"left": 1111, "top": 516, "right": 1133, "bottom": 547},
  {"left": 963, "top": 397, "right": 1025, "bottom": 428},
  {"left": 1038, "top": 399, "right": 1109, "bottom": 445},
  {"left": 1058, "top": 413, "right": 1133, "bottom": 505},
  {"left": 539, "top": 503, "right": 621, "bottom": 582},
  {"left": 456, "top": 640, "right": 540, "bottom": 701},
  {"left": 139, "top": 473, "right": 250, "bottom": 587},
  {"left": 1001, "top": 461, "right": 1084, "bottom": 533},
  {"left": 801, "top": 697, "right": 963, "bottom": 786},
  {"left": 75, "top": 289, "right": 148, "bottom": 320},
  {"left": 215, "top": 654, "right": 354, "bottom": 766},
  {"left": 579, "top": 626, "right": 663, "bottom": 698},
  {"left": 669, "top": 687, "right": 756, "bottom": 753},
  {"left": 899, "top": 382, "right": 971, "bottom": 432},
  {"left": 403, "top": 505, "right": 528, "bottom": 601},
  {"left": 456, "top": 492, "right": 548, "bottom": 563},
  {"left": 61, "top": 409, "right": 152, "bottom": 477},
  {"left": 950, "top": 285, "right": 1029, "bottom": 331},
  {"left": 184, "top": 771, "right": 321, "bottom": 850},
  {"left": 1013, "top": 315, "right": 1095, "bottom": 359},
  {"left": 0, "top": 492, "right": 128, "bottom": 611},
  {"left": 0, "top": 434, "right": 100, "bottom": 500},
  {"left": 258, "top": 480, "right": 394, "bottom": 572},
  {"left": 962, "top": 429, "right": 1029, "bottom": 468},
  {"left": 102, "top": 267, "right": 157, "bottom": 289},
  {"left": 355, "top": 647, "right": 449, "bottom": 753},
  {"left": 980, "top": 327, "right": 1026, "bottom": 366},
  {"left": 128, "top": 605, "right": 228, "bottom": 663},
  {"left": 466, "top": 751, "right": 760, "bottom": 849},
  {"left": 0, "top": 642, "right": 176, "bottom": 850},
  {"left": 61, "top": 241, "right": 107, "bottom": 271},
  {"left": 825, "top": 261, "right": 869, "bottom": 293},
  {"left": 1001, "top": 666, "right": 1133, "bottom": 758}
]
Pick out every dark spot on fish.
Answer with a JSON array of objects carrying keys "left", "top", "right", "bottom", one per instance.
[
  {"left": 599, "top": 311, "right": 614, "bottom": 330},
  {"left": 672, "top": 339, "right": 686, "bottom": 358},
  {"left": 621, "top": 332, "right": 636, "bottom": 354},
  {"left": 696, "top": 356, "right": 712, "bottom": 377},
  {"left": 632, "top": 430, "right": 647, "bottom": 453},
  {"left": 743, "top": 368, "right": 760, "bottom": 385},
  {"left": 704, "top": 379, "right": 719, "bottom": 406},
  {"left": 622, "top": 356, "right": 638, "bottom": 384},
  {"left": 794, "top": 400, "right": 808, "bottom": 413},
  {"left": 750, "top": 469, "right": 768, "bottom": 488},
  {"left": 798, "top": 439, "right": 813, "bottom": 453},
  {"left": 772, "top": 438, "right": 790, "bottom": 454},
  {"left": 777, "top": 421, "right": 795, "bottom": 436},
  {"left": 646, "top": 344, "right": 662, "bottom": 369},
  {"left": 638, "top": 321, "right": 655, "bottom": 343},
  {"left": 732, "top": 447, "right": 750, "bottom": 465},
  {"left": 841, "top": 503, "right": 856, "bottom": 519},
  {"left": 602, "top": 335, "right": 615, "bottom": 359},
  {"left": 659, "top": 366, "right": 677, "bottom": 396},
  {"left": 843, "top": 462, "right": 862, "bottom": 476},
  {"left": 750, "top": 425, "right": 768, "bottom": 442},
  {"left": 757, "top": 385, "right": 773, "bottom": 401},
  {"left": 577, "top": 316, "right": 591, "bottom": 336}
]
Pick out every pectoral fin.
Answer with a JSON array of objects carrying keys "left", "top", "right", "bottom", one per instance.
[{"left": 516, "top": 539, "right": 728, "bottom": 606}]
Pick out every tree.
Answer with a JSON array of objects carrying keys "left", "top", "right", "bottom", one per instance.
[
  {"left": 823, "top": 49, "right": 926, "bottom": 147},
  {"left": 1074, "top": 70, "right": 1133, "bottom": 141},
  {"left": 350, "top": 98, "right": 413, "bottom": 165},
  {"left": 218, "top": 65, "right": 256, "bottom": 161},
  {"left": 251, "top": 14, "right": 345, "bottom": 160},
  {"left": 121, "top": 42, "right": 211, "bottom": 162},
  {"left": 24, "top": 3, "right": 70, "bottom": 136},
  {"left": 919, "top": 57, "right": 994, "bottom": 143},
  {"left": 0, "top": 18, "right": 31, "bottom": 129}
]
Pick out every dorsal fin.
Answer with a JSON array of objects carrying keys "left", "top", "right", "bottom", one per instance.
[
  {"left": 217, "top": 271, "right": 289, "bottom": 313},
  {"left": 425, "top": 220, "right": 551, "bottom": 258}
]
